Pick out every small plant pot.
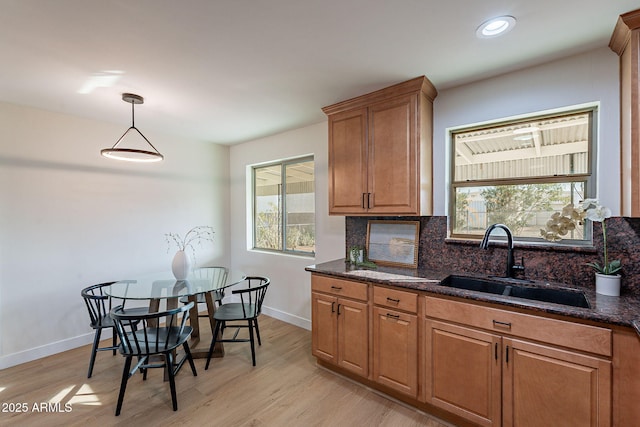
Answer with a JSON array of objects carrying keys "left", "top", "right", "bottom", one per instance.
[
  {"left": 349, "top": 248, "right": 364, "bottom": 264},
  {"left": 595, "top": 273, "right": 621, "bottom": 297}
]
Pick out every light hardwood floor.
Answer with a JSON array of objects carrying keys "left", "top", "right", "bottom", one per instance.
[{"left": 1, "top": 315, "right": 454, "bottom": 427}]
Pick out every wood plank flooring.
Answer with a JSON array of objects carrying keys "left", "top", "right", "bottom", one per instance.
[{"left": 0, "top": 316, "right": 454, "bottom": 427}]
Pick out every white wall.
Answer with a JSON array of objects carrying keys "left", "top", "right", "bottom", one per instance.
[
  {"left": 229, "top": 122, "right": 345, "bottom": 330},
  {"left": 0, "top": 102, "right": 230, "bottom": 369},
  {"left": 433, "top": 47, "right": 621, "bottom": 215}
]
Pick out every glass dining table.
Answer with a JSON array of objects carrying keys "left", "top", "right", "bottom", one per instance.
[{"left": 105, "top": 268, "right": 240, "bottom": 359}]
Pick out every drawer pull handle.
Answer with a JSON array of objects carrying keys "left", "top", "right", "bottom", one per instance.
[
  {"left": 330, "top": 286, "right": 342, "bottom": 290},
  {"left": 493, "top": 320, "right": 512, "bottom": 329},
  {"left": 386, "top": 313, "right": 400, "bottom": 319},
  {"left": 386, "top": 297, "right": 400, "bottom": 304}
]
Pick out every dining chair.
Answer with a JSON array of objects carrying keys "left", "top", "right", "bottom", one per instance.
[
  {"left": 205, "top": 276, "right": 270, "bottom": 368},
  {"left": 110, "top": 302, "right": 198, "bottom": 416},
  {"left": 179, "top": 266, "right": 229, "bottom": 315},
  {"left": 80, "top": 282, "right": 121, "bottom": 378}
]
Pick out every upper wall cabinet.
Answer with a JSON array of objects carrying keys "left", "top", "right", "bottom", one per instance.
[
  {"left": 610, "top": 9, "right": 640, "bottom": 217},
  {"left": 322, "top": 76, "right": 437, "bottom": 216}
]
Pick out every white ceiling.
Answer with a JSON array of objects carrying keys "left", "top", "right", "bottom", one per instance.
[{"left": 1, "top": 1, "right": 637, "bottom": 145}]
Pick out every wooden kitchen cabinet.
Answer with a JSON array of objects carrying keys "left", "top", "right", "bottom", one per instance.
[
  {"left": 372, "top": 286, "right": 419, "bottom": 397},
  {"left": 323, "top": 76, "right": 437, "bottom": 215},
  {"left": 610, "top": 9, "right": 640, "bottom": 216},
  {"left": 425, "top": 320, "right": 502, "bottom": 427},
  {"left": 503, "top": 337, "right": 611, "bottom": 427},
  {"left": 311, "top": 275, "right": 369, "bottom": 377},
  {"left": 425, "top": 296, "right": 612, "bottom": 427}
]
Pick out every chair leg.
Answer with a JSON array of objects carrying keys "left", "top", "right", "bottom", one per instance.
[
  {"left": 112, "top": 326, "right": 118, "bottom": 355},
  {"left": 115, "top": 356, "right": 133, "bottom": 416},
  {"left": 182, "top": 342, "right": 198, "bottom": 376},
  {"left": 248, "top": 320, "right": 256, "bottom": 366},
  {"left": 166, "top": 352, "right": 178, "bottom": 411},
  {"left": 254, "top": 318, "right": 262, "bottom": 346},
  {"left": 205, "top": 320, "right": 222, "bottom": 370},
  {"left": 87, "top": 329, "right": 102, "bottom": 378}
]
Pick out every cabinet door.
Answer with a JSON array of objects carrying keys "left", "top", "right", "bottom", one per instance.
[
  {"left": 311, "top": 292, "right": 337, "bottom": 363},
  {"left": 372, "top": 307, "right": 418, "bottom": 397},
  {"left": 425, "top": 320, "right": 502, "bottom": 427},
  {"left": 337, "top": 298, "right": 369, "bottom": 377},
  {"left": 328, "top": 108, "right": 368, "bottom": 214},
  {"left": 503, "top": 338, "right": 611, "bottom": 427},
  {"left": 368, "top": 94, "right": 418, "bottom": 214}
]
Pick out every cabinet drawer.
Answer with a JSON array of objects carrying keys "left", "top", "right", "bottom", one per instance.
[
  {"left": 312, "top": 275, "right": 368, "bottom": 301},
  {"left": 374, "top": 286, "right": 417, "bottom": 313},
  {"left": 425, "top": 296, "right": 612, "bottom": 357}
]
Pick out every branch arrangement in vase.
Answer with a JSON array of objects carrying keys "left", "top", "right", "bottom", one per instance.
[{"left": 165, "top": 225, "right": 215, "bottom": 264}]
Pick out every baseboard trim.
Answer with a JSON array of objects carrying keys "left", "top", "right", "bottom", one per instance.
[
  {"left": 0, "top": 306, "right": 309, "bottom": 369},
  {"left": 0, "top": 332, "right": 100, "bottom": 370}
]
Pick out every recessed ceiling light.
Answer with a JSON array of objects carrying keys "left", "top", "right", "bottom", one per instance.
[{"left": 476, "top": 16, "right": 516, "bottom": 38}]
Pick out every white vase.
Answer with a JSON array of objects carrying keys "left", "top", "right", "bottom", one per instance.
[
  {"left": 595, "top": 272, "right": 621, "bottom": 296},
  {"left": 172, "top": 250, "right": 191, "bottom": 280}
]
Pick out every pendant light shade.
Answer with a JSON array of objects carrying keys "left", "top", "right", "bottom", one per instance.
[{"left": 101, "top": 93, "right": 164, "bottom": 162}]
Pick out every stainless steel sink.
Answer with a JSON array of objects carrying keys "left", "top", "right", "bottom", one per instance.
[{"left": 440, "top": 275, "right": 590, "bottom": 308}]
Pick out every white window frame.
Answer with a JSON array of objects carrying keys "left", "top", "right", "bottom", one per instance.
[
  {"left": 251, "top": 155, "right": 315, "bottom": 256},
  {"left": 448, "top": 106, "right": 598, "bottom": 246}
]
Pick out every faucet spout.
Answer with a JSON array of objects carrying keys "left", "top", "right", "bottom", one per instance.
[{"left": 480, "top": 223, "right": 517, "bottom": 278}]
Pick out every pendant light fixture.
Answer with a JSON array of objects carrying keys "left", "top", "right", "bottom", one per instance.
[{"left": 101, "top": 93, "right": 164, "bottom": 162}]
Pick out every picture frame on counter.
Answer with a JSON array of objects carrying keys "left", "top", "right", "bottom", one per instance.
[{"left": 366, "top": 220, "right": 420, "bottom": 268}]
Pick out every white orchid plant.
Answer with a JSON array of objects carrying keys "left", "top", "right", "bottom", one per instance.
[
  {"left": 165, "top": 226, "right": 215, "bottom": 263},
  {"left": 541, "top": 199, "right": 621, "bottom": 275}
]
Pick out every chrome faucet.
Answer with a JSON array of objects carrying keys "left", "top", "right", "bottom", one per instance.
[{"left": 480, "top": 224, "right": 524, "bottom": 278}]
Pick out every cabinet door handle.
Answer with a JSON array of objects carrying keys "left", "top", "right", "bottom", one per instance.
[
  {"left": 337, "top": 304, "right": 342, "bottom": 315},
  {"left": 331, "top": 302, "right": 335, "bottom": 313},
  {"left": 362, "top": 193, "right": 367, "bottom": 209},
  {"left": 505, "top": 345, "right": 510, "bottom": 364},
  {"left": 495, "top": 342, "right": 498, "bottom": 361},
  {"left": 330, "top": 286, "right": 342, "bottom": 291},
  {"left": 493, "top": 320, "right": 512, "bottom": 329},
  {"left": 367, "top": 193, "right": 371, "bottom": 209},
  {"left": 386, "top": 313, "right": 400, "bottom": 319},
  {"left": 386, "top": 297, "right": 400, "bottom": 304}
]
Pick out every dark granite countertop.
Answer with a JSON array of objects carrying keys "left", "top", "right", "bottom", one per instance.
[{"left": 306, "top": 258, "right": 640, "bottom": 330}]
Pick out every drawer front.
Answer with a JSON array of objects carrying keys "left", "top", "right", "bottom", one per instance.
[
  {"left": 425, "top": 296, "right": 612, "bottom": 357},
  {"left": 374, "top": 286, "right": 418, "bottom": 313},
  {"left": 312, "top": 274, "right": 368, "bottom": 301}
]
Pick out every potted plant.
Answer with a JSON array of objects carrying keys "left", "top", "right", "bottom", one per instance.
[
  {"left": 541, "top": 199, "right": 621, "bottom": 296},
  {"left": 165, "top": 226, "right": 215, "bottom": 280}
]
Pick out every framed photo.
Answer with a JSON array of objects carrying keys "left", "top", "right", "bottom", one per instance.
[{"left": 366, "top": 220, "right": 420, "bottom": 268}]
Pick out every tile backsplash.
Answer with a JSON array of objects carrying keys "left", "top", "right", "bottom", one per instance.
[{"left": 346, "top": 216, "right": 640, "bottom": 296}]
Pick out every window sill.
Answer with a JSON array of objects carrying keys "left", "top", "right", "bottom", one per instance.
[{"left": 444, "top": 237, "right": 597, "bottom": 254}]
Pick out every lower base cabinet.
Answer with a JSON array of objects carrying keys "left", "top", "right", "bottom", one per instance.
[
  {"left": 426, "top": 320, "right": 501, "bottom": 426},
  {"left": 372, "top": 306, "right": 418, "bottom": 397},
  {"left": 504, "top": 337, "right": 611, "bottom": 427},
  {"left": 425, "top": 319, "right": 612, "bottom": 427},
  {"left": 311, "top": 273, "right": 619, "bottom": 427}
]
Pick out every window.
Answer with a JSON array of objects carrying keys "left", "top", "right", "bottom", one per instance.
[
  {"left": 253, "top": 156, "right": 315, "bottom": 255},
  {"left": 450, "top": 108, "right": 595, "bottom": 243}
]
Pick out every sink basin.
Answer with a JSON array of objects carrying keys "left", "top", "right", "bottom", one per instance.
[
  {"left": 440, "top": 275, "right": 590, "bottom": 308},
  {"left": 506, "top": 285, "right": 590, "bottom": 308},
  {"left": 440, "top": 275, "right": 509, "bottom": 295}
]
